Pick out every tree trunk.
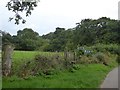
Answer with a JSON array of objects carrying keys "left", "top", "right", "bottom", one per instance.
[{"left": 2, "top": 44, "right": 14, "bottom": 76}]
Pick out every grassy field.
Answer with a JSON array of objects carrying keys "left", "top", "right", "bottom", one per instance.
[
  {"left": 11, "top": 51, "right": 64, "bottom": 74},
  {"left": 2, "top": 51, "right": 118, "bottom": 88},
  {"left": 12, "top": 51, "right": 63, "bottom": 62}
]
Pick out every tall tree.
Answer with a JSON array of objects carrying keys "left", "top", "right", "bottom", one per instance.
[
  {"left": 6, "top": 0, "right": 40, "bottom": 24},
  {"left": 16, "top": 28, "right": 39, "bottom": 50},
  {"left": 73, "top": 17, "right": 120, "bottom": 48}
]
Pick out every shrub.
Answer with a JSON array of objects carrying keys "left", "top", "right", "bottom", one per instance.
[
  {"left": 92, "top": 44, "right": 105, "bottom": 52},
  {"left": 88, "top": 56, "right": 99, "bottom": 64},
  {"left": 33, "top": 54, "right": 64, "bottom": 75},
  {"left": 92, "top": 44, "right": 120, "bottom": 55},
  {"left": 93, "top": 52, "right": 109, "bottom": 65},
  {"left": 116, "top": 55, "right": 120, "bottom": 64},
  {"left": 80, "top": 56, "right": 90, "bottom": 64},
  {"left": 72, "top": 64, "right": 81, "bottom": 70},
  {"left": 18, "top": 54, "right": 66, "bottom": 77}
]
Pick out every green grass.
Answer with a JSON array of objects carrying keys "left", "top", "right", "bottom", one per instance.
[
  {"left": 12, "top": 51, "right": 63, "bottom": 62},
  {"left": 12, "top": 51, "right": 64, "bottom": 74},
  {"left": 2, "top": 51, "right": 118, "bottom": 88},
  {"left": 3, "top": 64, "right": 117, "bottom": 88}
]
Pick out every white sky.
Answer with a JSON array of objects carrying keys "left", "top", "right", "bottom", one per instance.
[{"left": 0, "top": 0, "right": 119, "bottom": 35}]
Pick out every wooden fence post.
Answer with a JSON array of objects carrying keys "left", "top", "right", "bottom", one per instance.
[
  {"left": 64, "top": 51, "right": 67, "bottom": 67},
  {"left": 2, "top": 44, "right": 14, "bottom": 76}
]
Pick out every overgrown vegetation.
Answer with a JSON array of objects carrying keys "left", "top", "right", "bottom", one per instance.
[
  {"left": 2, "top": 17, "right": 120, "bottom": 88},
  {"left": 8, "top": 45, "right": 118, "bottom": 77},
  {"left": 3, "top": 62, "right": 117, "bottom": 88},
  {"left": 2, "top": 48, "right": 118, "bottom": 88}
]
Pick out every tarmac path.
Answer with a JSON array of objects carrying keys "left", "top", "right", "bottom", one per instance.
[{"left": 100, "top": 66, "right": 120, "bottom": 89}]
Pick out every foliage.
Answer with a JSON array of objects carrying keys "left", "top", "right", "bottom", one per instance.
[
  {"left": 73, "top": 17, "right": 120, "bottom": 47},
  {"left": 93, "top": 52, "right": 109, "bottom": 65},
  {"left": 42, "top": 27, "right": 75, "bottom": 52},
  {"left": 2, "top": 16, "right": 120, "bottom": 88},
  {"left": 11, "top": 51, "right": 65, "bottom": 77},
  {"left": 43, "top": 17, "right": 119, "bottom": 51},
  {"left": 2, "top": 17, "right": 120, "bottom": 52},
  {"left": 2, "top": 31, "right": 13, "bottom": 45},
  {"left": 6, "top": 0, "right": 40, "bottom": 24},
  {"left": 3, "top": 64, "right": 117, "bottom": 88},
  {"left": 91, "top": 44, "right": 120, "bottom": 55},
  {"left": 12, "top": 51, "right": 63, "bottom": 75},
  {"left": 12, "top": 28, "right": 47, "bottom": 51},
  {"left": 10, "top": 50, "right": 116, "bottom": 77},
  {"left": 116, "top": 55, "right": 120, "bottom": 64}
]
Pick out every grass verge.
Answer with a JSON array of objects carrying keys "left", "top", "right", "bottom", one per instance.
[{"left": 3, "top": 63, "right": 117, "bottom": 88}]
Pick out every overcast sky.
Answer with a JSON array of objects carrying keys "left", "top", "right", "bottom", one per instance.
[{"left": 0, "top": 0, "right": 119, "bottom": 36}]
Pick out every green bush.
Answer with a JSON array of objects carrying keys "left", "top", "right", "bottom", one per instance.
[
  {"left": 17, "top": 54, "right": 66, "bottom": 77},
  {"left": 88, "top": 56, "right": 99, "bottom": 64},
  {"left": 91, "top": 44, "right": 105, "bottom": 52},
  {"left": 93, "top": 52, "right": 109, "bottom": 65},
  {"left": 116, "top": 55, "right": 120, "bottom": 64},
  {"left": 92, "top": 44, "right": 120, "bottom": 55},
  {"left": 80, "top": 56, "right": 90, "bottom": 64},
  {"left": 72, "top": 64, "right": 81, "bottom": 70}
]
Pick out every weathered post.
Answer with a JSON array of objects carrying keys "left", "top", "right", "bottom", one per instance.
[
  {"left": 2, "top": 44, "right": 14, "bottom": 76},
  {"left": 64, "top": 50, "right": 68, "bottom": 68}
]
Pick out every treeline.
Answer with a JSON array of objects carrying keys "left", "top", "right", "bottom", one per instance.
[{"left": 2, "top": 17, "right": 120, "bottom": 51}]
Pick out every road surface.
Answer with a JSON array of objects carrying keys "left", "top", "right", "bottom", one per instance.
[{"left": 100, "top": 66, "right": 120, "bottom": 89}]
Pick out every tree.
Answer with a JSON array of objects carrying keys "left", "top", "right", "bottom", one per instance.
[
  {"left": 73, "top": 19, "right": 96, "bottom": 46},
  {"left": 6, "top": 0, "right": 40, "bottom": 24},
  {"left": 72, "top": 17, "right": 120, "bottom": 49},
  {"left": 43, "top": 27, "right": 67, "bottom": 52},
  {"left": 2, "top": 32, "right": 13, "bottom": 45},
  {"left": 15, "top": 28, "right": 40, "bottom": 50}
]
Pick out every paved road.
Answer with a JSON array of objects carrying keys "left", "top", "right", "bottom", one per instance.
[{"left": 100, "top": 66, "right": 120, "bottom": 89}]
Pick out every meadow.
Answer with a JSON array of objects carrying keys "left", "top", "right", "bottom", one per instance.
[{"left": 2, "top": 50, "right": 118, "bottom": 88}]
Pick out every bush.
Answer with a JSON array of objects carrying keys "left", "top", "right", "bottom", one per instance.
[
  {"left": 80, "top": 56, "right": 90, "bottom": 64},
  {"left": 93, "top": 52, "right": 109, "bottom": 65},
  {"left": 92, "top": 44, "right": 120, "bottom": 55},
  {"left": 18, "top": 54, "right": 66, "bottom": 77},
  {"left": 116, "top": 55, "right": 120, "bottom": 64},
  {"left": 72, "top": 64, "right": 81, "bottom": 70},
  {"left": 88, "top": 56, "right": 99, "bottom": 64},
  {"left": 105, "top": 44, "right": 119, "bottom": 54},
  {"left": 92, "top": 44, "right": 106, "bottom": 52}
]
